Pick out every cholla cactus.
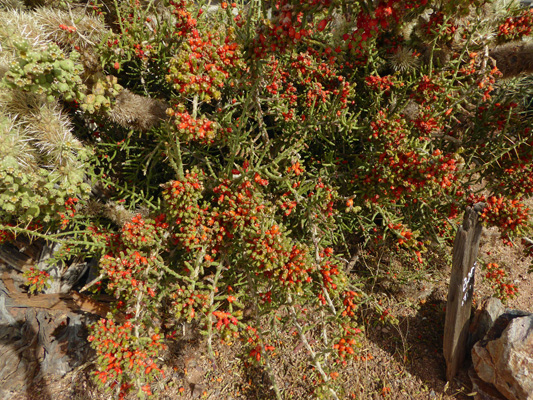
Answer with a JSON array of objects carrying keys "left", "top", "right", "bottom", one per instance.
[
  {"left": 0, "top": 7, "right": 94, "bottom": 225},
  {"left": 23, "top": 101, "right": 84, "bottom": 170},
  {"left": 33, "top": 7, "right": 104, "bottom": 51},
  {"left": 108, "top": 89, "right": 169, "bottom": 131},
  {"left": 0, "top": 10, "right": 47, "bottom": 49},
  {"left": 0, "top": 53, "right": 10, "bottom": 78},
  {"left": 0, "top": 84, "right": 43, "bottom": 117},
  {"left": 0, "top": 0, "right": 25, "bottom": 10},
  {"left": 0, "top": 86, "right": 86, "bottom": 172},
  {"left": 388, "top": 47, "right": 420, "bottom": 72},
  {"left": 0, "top": 2, "right": 167, "bottom": 195},
  {"left": 0, "top": 96, "right": 91, "bottom": 222},
  {"left": 0, "top": 114, "right": 36, "bottom": 170},
  {"left": 81, "top": 74, "right": 123, "bottom": 114},
  {"left": 491, "top": 41, "right": 533, "bottom": 78},
  {"left": 3, "top": 39, "right": 86, "bottom": 102}
]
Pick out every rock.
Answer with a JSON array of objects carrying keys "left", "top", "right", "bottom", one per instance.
[
  {"left": 186, "top": 366, "right": 205, "bottom": 385},
  {"left": 469, "top": 365, "right": 508, "bottom": 400},
  {"left": 469, "top": 297, "right": 505, "bottom": 348},
  {"left": 191, "top": 383, "right": 205, "bottom": 399},
  {"left": 472, "top": 312, "right": 533, "bottom": 400}
]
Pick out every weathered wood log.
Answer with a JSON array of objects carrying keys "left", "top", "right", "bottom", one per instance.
[
  {"left": 2, "top": 272, "right": 118, "bottom": 319},
  {"left": 0, "top": 239, "right": 43, "bottom": 273},
  {"left": 443, "top": 203, "right": 485, "bottom": 382},
  {"left": 0, "top": 228, "right": 131, "bottom": 398},
  {"left": 0, "top": 268, "right": 96, "bottom": 399},
  {"left": 1, "top": 235, "right": 101, "bottom": 295}
]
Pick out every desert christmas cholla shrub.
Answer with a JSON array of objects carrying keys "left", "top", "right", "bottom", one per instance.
[{"left": 0, "top": 0, "right": 533, "bottom": 398}]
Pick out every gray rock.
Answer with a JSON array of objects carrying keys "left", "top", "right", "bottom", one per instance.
[
  {"left": 472, "top": 313, "right": 533, "bottom": 400},
  {"left": 469, "top": 297, "right": 505, "bottom": 348},
  {"left": 469, "top": 365, "right": 508, "bottom": 400}
]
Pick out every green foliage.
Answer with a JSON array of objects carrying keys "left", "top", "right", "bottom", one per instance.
[
  {"left": 3, "top": 39, "right": 85, "bottom": 102},
  {"left": 0, "top": 154, "right": 91, "bottom": 223}
]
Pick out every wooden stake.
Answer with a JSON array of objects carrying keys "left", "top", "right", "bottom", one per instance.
[{"left": 443, "top": 203, "right": 484, "bottom": 382}]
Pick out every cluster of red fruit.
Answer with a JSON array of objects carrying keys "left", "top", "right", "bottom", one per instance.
[
  {"left": 162, "top": 171, "right": 218, "bottom": 257},
  {"left": 212, "top": 310, "right": 239, "bottom": 332},
  {"left": 483, "top": 263, "right": 519, "bottom": 301},
  {"left": 58, "top": 197, "right": 78, "bottom": 230},
  {"left": 478, "top": 65, "right": 503, "bottom": 102},
  {"left": 252, "top": 0, "right": 323, "bottom": 58},
  {"left": 412, "top": 74, "right": 444, "bottom": 104},
  {"left": 262, "top": 51, "right": 352, "bottom": 125},
  {"left": 421, "top": 11, "right": 457, "bottom": 40},
  {"left": 132, "top": 42, "right": 154, "bottom": 61},
  {"left": 58, "top": 24, "right": 76, "bottom": 33},
  {"left": 386, "top": 222, "right": 425, "bottom": 263},
  {"left": 122, "top": 213, "right": 167, "bottom": 248},
  {"left": 479, "top": 195, "right": 529, "bottom": 245},
  {"left": 170, "top": 286, "right": 210, "bottom": 322},
  {"left": 365, "top": 75, "right": 398, "bottom": 93},
  {"left": 332, "top": 325, "right": 362, "bottom": 362},
  {"left": 319, "top": 258, "right": 341, "bottom": 291},
  {"left": 169, "top": 0, "right": 197, "bottom": 37},
  {"left": 167, "top": 109, "right": 220, "bottom": 143},
  {"left": 341, "top": 290, "right": 361, "bottom": 318},
  {"left": 166, "top": 29, "right": 243, "bottom": 103},
  {"left": 362, "top": 113, "right": 458, "bottom": 206},
  {"left": 498, "top": 8, "right": 533, "bottom": 40},
  {"left": 91, "top": 213, "right": 166, "bottom": 299},
  {"left": 350, "top": 3, "right": 397, "bottom": 46},
  {"left": 23, "top": 267, "right": 51, "bottom": 293},
  {"left": 88, "top": 319, "right": 166, "bottom": 399},
  {"left": 342, "top": 0, "right": 426, "bottom": 54},
  {"left": 100, "top": 248, "right": 153, "bottom": 299},
  {"left": 163, "top": 170, "right": 313, "bottom": 307},
  {"left": 486, "top": 134, "right": 533, "bottom": 197},
  {"left": 160, "top": 168, "right": 362, "bottom": 363}
]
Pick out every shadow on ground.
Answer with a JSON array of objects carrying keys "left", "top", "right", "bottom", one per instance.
[{"left": 363, "top": 288, "right": 474, "bottom": 399}]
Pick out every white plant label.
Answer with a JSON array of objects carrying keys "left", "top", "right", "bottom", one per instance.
[{"left": 461, "top": 261, "right": 476, "bottom": 306}]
